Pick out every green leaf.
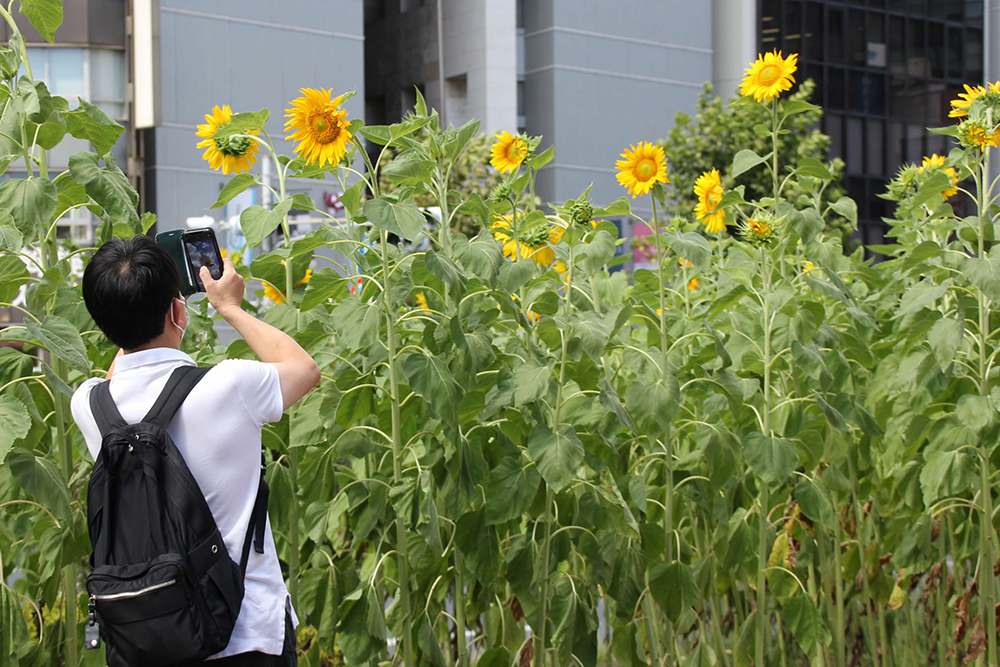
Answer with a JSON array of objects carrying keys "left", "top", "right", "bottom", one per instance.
[
  {"left": 402, "top": 352, "right": 461, "bottom": 424},
  {"left": 743, "top": 432, "right": 798, "bottom": 486},
  {"left": 512, "top": 360, "right": 551, "bottom": 406},
  {"left": 649, "top": 561, "right": 699, "bottom": 623},
  {"left": 781, "top": 99, "right": 821, "bottom": 115},
  {"left": 782, "top": 594, "right": 832, "bottom": 663},
  {"left": 499, "top": 259, "right": 534, "bottom": 293},
  {"left": 0, "top": 394, "right": 30, "bottom": 461},
  {"left": 358, "top": 124, "right": 391, "bottom": 145},
  {"left": 454, "top": 507, "right": 500, "bottom": 586},
  {"left": 814, "top": 392, "right": 850, "bottom": 432},
  {"left": 453, "top": 230, "right": 502, "bottom": 283},
  {"left": 63, "top": 99, "right": 125, "bottom": 156},
  {"left": 6, "top": 449, "right": 72, "bottom": 523},
  {"left": 793, "top": 477, "right": 835, "bottom": 526},
  {"left": 382, "top": 152, "right": 435, "bottom": 186},
  {"left": 68, "top": 152, "right": 139, "bottom": 232},
  {"left": 525, "top": 144, "right": 554, "bottom": 170},
  {"left": 485, "top": 457, "right": 541, "bottom": 524},
  {"left": 0, "top": 210, "right": 22, "bottom": 252},
  {"left": 19, "top": 0, "right": 63, "bottom": 42},
  {"left": 956, "top": 394, "right": 994, "bottom": 432},
  {"left": 920, "top": 449, "right": 977, "bottom": 507},
  {"left": 795, "top": 157, "right": 833, "bottom": 181},
  {"left": 927, "top": 317, "right": 963, "bottom": 368},
  {"left": 209, "top": 173, "right": 255, "bottom": 209},
  {"left": 336, "top": 585, "right": 387, "bottom": 665},
  {"left": 211, "top": 109, "right": 270, "bottom": 139},
  {"left": 964, "top": 256, "right": 1000, "bottom": 302},
  {"left": 0, "top": 255, "right": 28, "bottom": 303},
  {"left": 829, "top": 196, "right": 858, "bottom": 225},
  {"left": 664, "top": 231, "right": 711, "bottom": 269},
  {"left": 0, "top": 582, "right": 31, "bottom": 664},
  {"left": 26, "top": 315, "right": 89, "bottom": 375},
  {"left": 423, "top": 250, "right": 466, "bottom": 290},
  {"left": 330, "top": 297, "right": 381, "bottom": 350},
  {"left": 0, "top": 176, "right": 57, "bottom": 240},
  {"left": 240, "top": 199, "right": 293, "bottom": 248},
  {"left": 362, "top": 197, "right": 426, "bottom": 242},
  {"left": 594, "top": 197, "right": 631, "bottom": 217},
  {"left": 527, "top": 424, "right": 585, "bottom": 492},
  {"left": 579, "top": 229, "right": 616, "bottom": 274},
  {"left": 732, "top": 149, "right": 768, "bottom": 177},
  {"left": 625, "top": 376, "right": 680, "bottom": 437},
  {"left": 301, "top": 268, "right": 348, "bottom": 311}
]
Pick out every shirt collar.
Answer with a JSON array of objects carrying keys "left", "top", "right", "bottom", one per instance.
[{"left": 114, "top": 347, "right": 196, "bottom": 373}]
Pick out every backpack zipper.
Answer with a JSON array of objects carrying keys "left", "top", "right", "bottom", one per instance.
[{"left": 92, "top": 579, "right": 176, "bottom": 601}]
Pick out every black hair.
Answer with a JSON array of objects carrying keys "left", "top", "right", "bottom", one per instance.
[{"left": 82, "top": 235, "right": 181, "bottom": 350}]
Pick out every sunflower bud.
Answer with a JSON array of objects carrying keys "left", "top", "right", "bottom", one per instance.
[
  {"left": 566, "top": 198, "right": 595, "bottom": 226},
  {"left": 958, "top": 118, "right": 998, "bottom": 150},
  {"left": 489, "top": 182, "right": 513, "bottom": 203},
  {"left": 739, "top": 212, "right": 778, "bottom": 247}
]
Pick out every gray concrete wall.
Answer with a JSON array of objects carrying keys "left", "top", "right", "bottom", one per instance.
[
  {"left": 522, "top": 0, "right": 713, "bottom": 213},
  {"left": 151, "top": 0, "right": 365, "bottom": 240},
  {"left": 712, "top": 0, "right": 756, "bottom": 98}
]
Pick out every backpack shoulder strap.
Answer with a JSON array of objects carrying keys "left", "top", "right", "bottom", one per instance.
[
  {"left": 141, "top": 365, "right": 213, "bottom": 428},
  {"left": 88, "top": 380, "right": 127, "bottom": 436},
  {"left": 238, "top": 453, "right": 270, "bottom": 576}
]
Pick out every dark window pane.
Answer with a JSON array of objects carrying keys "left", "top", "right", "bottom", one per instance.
[
  {"left": 867, "top": 120, "right": 885, "bottom": 175},
  {"left": 761, "top": 0, "right": 780, "bottom": 50},
  {"left": 928, "top": 22, "right": 944, "bottom": 79},
  {"left": 889, "top": 16, "right": 906, "bottom": 75},
  {"left": 868, "top": 13, "right": 884, "bottom": 43},
  {"left": 784, "top": 0, "right": 802, "bottom": 55},
  {"left": 828, "top": 68, "right": 845, "bottom": 109},
  {"left": 908, "top": 19, "right": 926, "bottom": 76},
  {"left": 926, "top": 132, "right": 947, "bottom": 157},
  {"left": 847, "top": 117, "right": 864, "bottom": 173},
  {"left": 849, "top": 10, "right": 867, "bottom": 66},
  {"left": 802, "top": 63, "right": 824, "bottom": 101},
  {"left": 906, "top": 123, "right": 925, "bottom": 163},
  {"left": 829, "top": 7, "right": 844, "bottom": 62},
  {"left": 966, "top": 28, "right": 983, "bottom": 82},
  {"left": 804, "top": 3, "right": 824, "bottom": 60},
  {"left": 945, "top": 0, "right": 964, "bottom": 20},
  {"left": 887, "top": 122, "right": 904, "bottom": 173},
  {"left": 847, "top": 176, "right": 868, "bottom": 218},
  {"left": 947, "top": 27, "right": 963, "bottom": 79},
  {"left": 930, "top": 0, "right": 945, "bottom": 18},
  {"left": 826, "top": 113, "right": 844, "bottom": 161}
]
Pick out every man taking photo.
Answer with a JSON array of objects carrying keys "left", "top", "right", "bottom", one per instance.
[{"left": 71, "top": 234, "right": 320, "bottom": 665}]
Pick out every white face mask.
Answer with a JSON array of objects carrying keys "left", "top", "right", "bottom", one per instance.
[{"left": 170, "top": 298, "right": 188, "bottom": 337}]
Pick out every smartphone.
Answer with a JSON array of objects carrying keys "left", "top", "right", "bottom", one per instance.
[{"left": 154, "top": 227, "right": 223, "bottom": 295}]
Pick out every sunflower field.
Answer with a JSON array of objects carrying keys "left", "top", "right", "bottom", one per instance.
[{"left": 4, "top": 3, "right": 1000, "bottom": 667}]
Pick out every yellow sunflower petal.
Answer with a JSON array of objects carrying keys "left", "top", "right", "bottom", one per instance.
[
  {"left": 740, "top": 50, "right": 798, "bottom": 103},
  {"left": 284, "top": 88, "right": 353, "bottom": 167},
  {"left": 490, "top": 131, "right": 529, "bottom": 173},
  {"left": 615, "top": 141, "right": 669, "bottom": 199}
]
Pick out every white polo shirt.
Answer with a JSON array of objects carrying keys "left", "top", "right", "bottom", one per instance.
[{"left": 71, "top": 347, "right": 296, "bottom": 659}]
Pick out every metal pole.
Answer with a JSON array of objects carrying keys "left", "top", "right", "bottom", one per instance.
[{"left": 436, "top": 0, "right": 446, "bottom": 126}]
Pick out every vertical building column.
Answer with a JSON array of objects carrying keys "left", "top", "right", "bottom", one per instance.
[
  {"left": 480, "top": 0, "right": 517, "bottom": 133},
  {"left": 988, "top": 0, "right": 1000, "bottom": 186},
  {"left": 712, "top": 0, "right": 757, "bottom": 97}
]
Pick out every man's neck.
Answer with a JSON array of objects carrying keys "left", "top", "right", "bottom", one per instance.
[{"left": 125, "top": 336, "right": 182, "bottom": 354}]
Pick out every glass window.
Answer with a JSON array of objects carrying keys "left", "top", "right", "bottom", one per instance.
[
  {"left": 965, "top": 28, "right": 983, "bottom": 82},
  {"left": 887, "top": 121, "right": 904, "bottom": 172},
  {"left": 825, "top": 113, "right": 844, "bottom": 161},
  {"left": 947, "top": 27, "right": 963, "bottom": 80},
  {"left": 828, "top": 68, "right": 845, "bottom": 110},
  {"left": 48, "top": 48, "right": 85, "bottom": 100},
  {"left": 867, "top": 120, "right": 884, "bottom": 175},
  {"left": 928, "top": 22, "right": 944, "bottom": 79},
  {"left": 907, "top": 20, "right": 925, "bottom": 76},
  {"left": 849, "top": 10, "right": 866, "bottom": 66},
  {"left": 804, "top": 3, "right": 824, "bottom": 61},
  {"left": 906, "top": 123, "right": 925, "bottom": 163},
  {"left": 784, "top": 0, "right": 802, "bottom": 56},
  {"left": 889, "top": 16, "right": 905, "bottom": 74},
  {"left": 828, "top": 7, "right": 844, "bottom": 62},
  {"left": 847, "top": 117, "right": 864, "bottom": 174},
  {"left": 91, "top": 49, "right": 126, "bottom": 119}
]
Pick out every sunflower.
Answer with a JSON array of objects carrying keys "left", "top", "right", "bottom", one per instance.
[
  {"left": 678, "top": 257, "right": 693, "bottom": 268},
  {"left": 491, "top": 214, "right": 564, "bottom": 266},
  {"left": 802, "top": 261, "right": 815, "bottom": 273},
  {"left": 740, "top": 50, "right": 798, "bottom": 103},
  {"left": 263, "top": 269, "right": 313, "bottom": 304},
  {"left": 415, "top": 293, "right": 429, "bottom": 310},
  {"left": 615, "top": 142, "right": 669, "bottom": 199},
  {"left": 284, "top": 88, "right": 353, "bottom": 167},
  {"left": 948, "top": 82, "right": 1000, "bottom": 118},
  {"left": 958, "top": 119, "right": 1000, "bottom": 150},
  {"left": 740, "top": 216, "right": 775, "bottom": 246},
  {"left": 694, "top": 168, "right": 727, "bottom": 233},
  {"left": 196, "top": 105, "right": 260, "bottom": 175},
  {"left": 918, "top": 154, "right": 959, "bottom": 199},
  {"left": 490, "top": 131, "right": 529, "bottom": 173},
  {"left": 687, "top": 277, "right": 699, "bottom": 291}
]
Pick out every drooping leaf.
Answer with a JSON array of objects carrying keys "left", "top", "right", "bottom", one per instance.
[
  {"left": 19, "top": 0, "right": 63, "bottom": 43},
  {"left": 68, "top": 152, "right": 139, "bottom": 232},
  {"left": 0, "top": 255, "right": 29, "bottom": 303},
  {"left": 402, "top": 352, "right": 461, "bottom": 424},
  {"left": 732, "top": 148, "right": 768, "bottom": 177},
  {"left": 0, "top": 210, "right": 22, "bottom": 252},
  {"left": 26, "top": 315, "right": 90, "bottom": 375},
  {"left": 782, "top": 594, "right": 832, "bottom": 663},
  {"left": 0, "top": 394, "right": 30, "bottom": 461},
  {"left": 0, "top": 176, "right": 57, "bottom": 240},
  {"left": 649, "top": 561, "right": 699, "bottom": 623},
  {"left": 743, "top": 432, "right": 798, "bottom": 487},
  {"left": 209, "top": 173, "right": 256, "bottom": 209},
  {"left": 240, "top": 199, "right": 293, "bottom": 248},
  {"left": 919, "top": 449, "right": 977, "bottom": 507},
  {"left": 793, "top": 477, "right": 836, "bottom": 526},
  {"left": 527, "top": 424, "right": 585, "bottom": 492},
  {"left": 63, "top": 99, "right": 125, "bottom": 156},
  {"left": 6, "top": 449, "right": 72, "bottom": 524},
  {"left": 362, "top": 197, "right": 426, "bottom": 242}
]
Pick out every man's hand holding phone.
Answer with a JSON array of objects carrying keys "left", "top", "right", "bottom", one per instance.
[{"left": 200, "top": 258, "right": 243, "bottom": 317}]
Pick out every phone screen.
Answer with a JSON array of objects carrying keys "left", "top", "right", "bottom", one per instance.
[{"left": 183, "top": 231, "right": 222, "bottom": 291}]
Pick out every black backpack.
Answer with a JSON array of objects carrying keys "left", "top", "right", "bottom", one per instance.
[{"left": 85, "top": 365, "right": 269, "bottom": 667}]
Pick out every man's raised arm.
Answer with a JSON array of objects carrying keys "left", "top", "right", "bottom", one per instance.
[{"left": 200, "top": 259, "right": 320, "bottom": 410}]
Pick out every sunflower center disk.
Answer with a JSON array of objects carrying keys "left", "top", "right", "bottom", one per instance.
[
  {"left": 214, "top": 134, "right": 252, "bottom": 156},
  {"left": 635, "top": 159, "right": 656, "bottom": 180},
  {"left": 757, "top": 64, "right": 780, "bottom": 86},
  {"left": 506, "top": 143, "right": 523, "bottom": 160},
  {"left": 308, "top": 109, "right": 341, "bottom": 144}
]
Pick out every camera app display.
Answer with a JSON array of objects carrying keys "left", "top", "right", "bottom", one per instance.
[{"left": 185, "top": 237, "right": 222, "bottom": 291}]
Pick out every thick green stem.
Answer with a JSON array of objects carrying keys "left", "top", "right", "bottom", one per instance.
[
  {"left": 380, "top": 229, "right": 415, "bottom": 667},
  {"left": 833, "top": 515, "right": 847, "bottom": 667},
  {"left": 756, "top": 246, "right": 772, "bottom": 667}
]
